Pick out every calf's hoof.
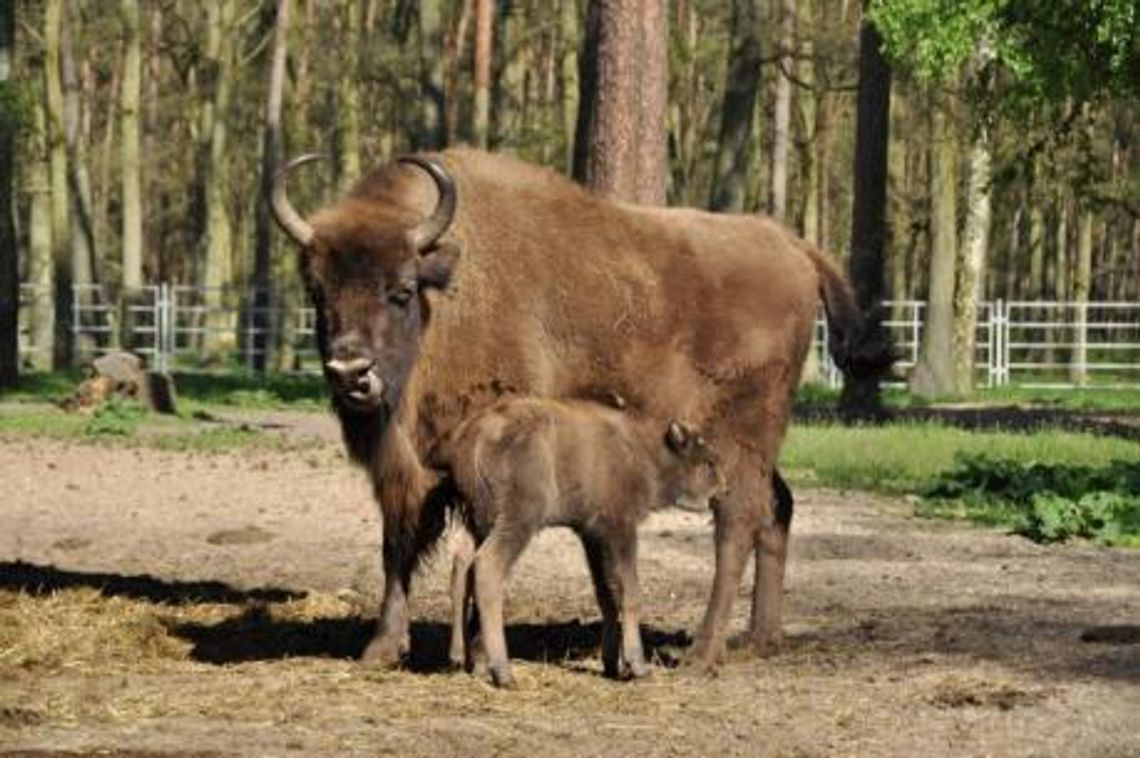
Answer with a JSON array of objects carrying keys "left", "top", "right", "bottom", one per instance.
[
  {"left": 488, "top": 662, "right": 518, "bottom": 689},
  {"left": 360, "top": 635, "right": 406, "bottom": 669}
]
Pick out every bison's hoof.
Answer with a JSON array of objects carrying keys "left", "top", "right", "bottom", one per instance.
[
  {"left": 360, "top": 636, "right": 406, "bottom": 668},
  {"left": 750, "top": 633, "right": 783, "bottom": 659},
  {"left": 488, "top": 663, "right": 517, "bottom": 689},
  {"left": 622, "top": 658, "right": 651, "bottom": 680}
]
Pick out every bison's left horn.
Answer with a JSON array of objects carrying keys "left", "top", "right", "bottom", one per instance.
[
  {"left": 398, "top": 155, "right": 457, "bottom": 253},
  {"left": 270, "top": 153, "right": 325, "bottom": 246}
]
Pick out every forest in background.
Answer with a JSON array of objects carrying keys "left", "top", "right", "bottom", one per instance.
[{"left": 0, "top": 0, "right": 1137, "bottom": 399}]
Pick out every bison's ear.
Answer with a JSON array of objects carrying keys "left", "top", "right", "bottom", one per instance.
[{"left": 416, "top": 241, "right": 460, "bottom": 290}]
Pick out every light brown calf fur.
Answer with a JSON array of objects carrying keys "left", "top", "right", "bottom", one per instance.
[
  {"left": 431, "top": 398, "right": 723, "bottom": 687},
  {"left": 271, "top": 147, "right": 865, "bottom": 671}
]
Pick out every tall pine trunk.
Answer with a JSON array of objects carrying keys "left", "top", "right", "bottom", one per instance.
[
  {"left": 559, "top": 0, "right": 579, "bottom": 172},
  {"left": 338, "top": 0, "right": 362, "bottom": 190},
  {"left": 254, "top": 0, "right": 291, "bottom": 373},
  {"left": 841, "top": 9, "right": 892, "bottom": 418},
  {"left": 0, "top": 2, "right": 16, "bottom": 384},
  {"left": 586, "top": 0, "right": 668, "bottom": 205},
  {"left": 473, "top": 0, "right": 493, "bottom": 148},
  {"left": 708, "top": 0, "right": 760, "bottom": 212},
  {"left": 62, "top": 6, "right": 95, "bottom": 358},
  {"left": 418, "top": 0, "right": 447, "bottom": 149}
]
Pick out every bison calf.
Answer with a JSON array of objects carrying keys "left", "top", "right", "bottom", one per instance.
[{"left": 432, "top": 398, "right": 724, "bottom": 687}]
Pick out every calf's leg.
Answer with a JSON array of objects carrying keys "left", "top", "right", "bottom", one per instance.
[
  {"left": 473, "top": 527, "right": 532, "bottom": 688},
  {"left": 447, "top": 528, "right": 476, "bottom": 668},
  {"left": 581, "top": 533, "right": 621, "bottom": 678},
  {"left": 609, "top": 528, "right": 649, "bottom": 679}
]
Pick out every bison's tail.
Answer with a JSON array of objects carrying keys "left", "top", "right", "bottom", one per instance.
[{"left": 802, "top": 245, "right": 894, "bottom": 380}]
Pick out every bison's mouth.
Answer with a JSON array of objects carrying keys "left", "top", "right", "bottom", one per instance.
[
  {"left": 326, "top": 358, "right": 387, "bottom": 413},
  {"left": 340, "top": 370, "right": 385, "bottom": 411}
]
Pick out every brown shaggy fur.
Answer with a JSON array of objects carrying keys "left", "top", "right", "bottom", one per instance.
[
  {"left": 296, "top": 147, "right": 861, "bottom": 670},
  {"left": 430, "top": 398, "right": 723, "bottom": 686}
]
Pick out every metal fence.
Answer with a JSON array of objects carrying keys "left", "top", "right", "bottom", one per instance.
[
  {"left": 808, "top": 298, "right": 1138, "bottom": 389},
  {"left": 16, "top": 284, "right": 1140, "bottom": 387}
]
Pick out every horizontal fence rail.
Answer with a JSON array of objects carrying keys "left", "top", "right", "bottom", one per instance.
[{"left": 16, "top": 285, "right": 1140, "bottom": 388}]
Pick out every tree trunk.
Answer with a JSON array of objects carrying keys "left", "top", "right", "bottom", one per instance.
[
  {"left": 199, "top": 0, "right": 236, "bottom": 361},
  {"left": 45, "top": 0, "right": 73, "bottom": 368},
  {"left": 95, "top": 41, "right": 122, "bottom": 288},
  {"left": 28, "top": 70, "right": 55, "bottom": 371},
  {"left": 62, "top": 4, "right": 95, "bottom": 359},
  {"left": 0, "top": 2, "right": 16, "bottom": 384},
  {"left": 418, "top": 0, "right": 447, "bottom": 149},
  {"left": 572, "top": 0, "right": 600, "bottom": 184},
  {"left": 586, "top": 0, "right": 668, "bottom": 205},
  {"left": 338, "top": 0, "right": 362, "bottom": 190},
  {"left": 769, "top": 0, "right": 795, "bottom": 219},
  {"left": 910, "top": 101, "right": 957, "bottom": 398},
  {"left": 143, "top": 0, "right": 161, "bottom": 277},
  {"left": 1027, "top": 200, "right": 1045, "bottom": 298},
  {"left": 255, "top": 0, "right": 292, "bottom": 373},
  {"left": 708, "top": 0, "right": 761, "bottom": 212},
  {"left": 887, "top": 90, "right": 909, "bottom": 318},
  {"left": 796, "top": 0, "right": 818, "bottom": 244},
  {"left": 950, "top": 120, "right": 992, "bottom": 396},
  {"left": 472, "top": 0, "right": 493, "bottom": 148},
  {"left": 560, "top": 0, "right": 579, "bottom": 173},
  {"left": 1070, "top": 206, "right": 1093, "bottom": 384},
  {"left": 840, "top": 10, "right": 892, "bottom": 419},
  {"left": 119, "top": 0, "right": 142, "bottom": 291}
]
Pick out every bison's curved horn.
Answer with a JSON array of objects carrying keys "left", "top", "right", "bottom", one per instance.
[
  {"left": 398, "top": 155, "right": 457, "bottom": 253},
  {"left": 270, "top": 153, "right": 325, "bottom": 246}
]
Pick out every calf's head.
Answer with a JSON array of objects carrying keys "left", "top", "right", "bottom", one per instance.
[
  {"left": 271, "top": 155, "right": 459, "bottom": 415},
  {"left": 662, "top": 422, "right": 726, "bottom": 511}
]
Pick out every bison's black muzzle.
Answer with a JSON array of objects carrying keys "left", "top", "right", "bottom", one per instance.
[{"left": 325, "top": 357, "right": 385, "bottom": 410}]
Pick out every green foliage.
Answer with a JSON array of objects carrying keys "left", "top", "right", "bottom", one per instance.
[
  {"left": 782, "top": 422, "right": 1138, "bottom": 495},
  {"left": 0, "top": 80, "right": 34, "bottom": 135},
  {"left": 84, "top": 398, "right": 147, "bottom": 437},
  {"left": 871, "top": 0, "right": 1140, "bottom": 106},
  {"left": 921, "top": 454, "right": 1140, "bottom": 546}
]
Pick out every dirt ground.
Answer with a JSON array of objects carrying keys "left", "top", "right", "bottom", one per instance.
[{"left": 1, "top": 411, "right": 1138, "bottom": 757}]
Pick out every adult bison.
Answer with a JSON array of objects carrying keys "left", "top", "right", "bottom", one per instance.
[{"left": 271, "top": 148, "right": 862, "bottom": 671}]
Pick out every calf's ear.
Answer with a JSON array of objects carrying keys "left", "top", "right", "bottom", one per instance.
[{"left": 416, "top": 241, "right": 461, "bottom": 290}]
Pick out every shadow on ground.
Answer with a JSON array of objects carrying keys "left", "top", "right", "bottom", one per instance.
[
  {"left": 169, "top": 608, "right": 692, "bottom": 673},
  {"left": 0, "top": 560, "right": 301, "bottom": 605}
]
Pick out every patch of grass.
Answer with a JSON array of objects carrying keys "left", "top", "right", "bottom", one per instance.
[
  {"left": 795, "top": 382, "right": 1140, "bottom": 412},
  {"left": 0, "top": 370, "right": 327, "bottom": 411},
  {"left": 84, "top": 397, "right": 148, "bottom": 437},
  {"left": 781, "top": 422, "right": 1139, "bottom": 495},
  {"left": 920, "top": 455, "right": 1140, "bottom": 547}
]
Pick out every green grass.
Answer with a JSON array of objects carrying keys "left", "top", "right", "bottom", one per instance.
[
  {"left": 0, "top": 400, "right": 317, "bottom": 453},
  {"left": 794, "top": 383, "right": 1140, "bottom": 412},
  {"left": 782, "top": 422, "right": 1139, "bottom": 495},
  {"left": 0, "top": 370, "right": 327, "bottom": 412}
]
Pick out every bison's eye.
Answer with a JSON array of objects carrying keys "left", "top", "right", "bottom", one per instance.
[{"left": 388, "top": 284, "right": 416, "bottom": 307}]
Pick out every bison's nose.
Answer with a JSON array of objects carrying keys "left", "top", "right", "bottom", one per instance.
[{"left": 325, "top": 357, "right": 376, "bottom": 390}]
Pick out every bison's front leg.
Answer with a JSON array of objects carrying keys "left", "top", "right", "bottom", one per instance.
[{"left": 361, "top": 537, "right": 413, "bottom": 667}]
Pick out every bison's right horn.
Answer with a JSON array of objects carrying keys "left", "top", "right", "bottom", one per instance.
[
  {"left": 270, "top": 153, "right": 325, "bottom": 246},
  {"left": 398, "top": 155, "right": 457, "bottom": 253}
]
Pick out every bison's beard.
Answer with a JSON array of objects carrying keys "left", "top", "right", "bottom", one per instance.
[{"left": 335, "top": 395, "right": 393, "bottom": 467}]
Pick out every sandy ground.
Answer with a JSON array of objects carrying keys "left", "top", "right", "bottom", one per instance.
[{"left": 1, "top": 411, "right": 1138, "bottom": 757}]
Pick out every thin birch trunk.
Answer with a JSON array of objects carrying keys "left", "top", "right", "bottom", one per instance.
[
  {"left": 560, "top": 0, "right": 579, "bottom": 172},
  {"left": 45, "top": 0, "right": 73, "bottom": 367},
  {"left": 473, "top": 0, "right": 493, "bottom": 148},
  {"left": 1070, "top": 206, "right": 1093, "bottom": 385},
  {"left": 0, "top": 3, "right": 16, "bottom": 384},
  {"left": 119, "top": 0, "right": 142, "bottom": 291},
  {"left": 910, "top": 102, "right": 957, "bottom": 398},
  {"left": 950, "top": 119, "right": 992, "bottom": 396},
  {"left": 769, "top": 0, "right": 794, "bottom": 219},
  {"left": 338, "top": 0, "right": 362, "bottom": 190}
]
